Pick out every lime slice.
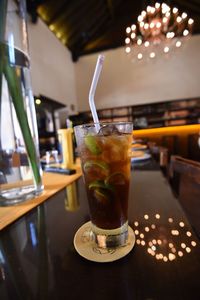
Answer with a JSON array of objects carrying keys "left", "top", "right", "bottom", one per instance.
[
  {"left": 105, "top": 172, "right": 126, "bottom": 185},
  {"left": 94, "top": 189, "right": 109, "bottom": 203},
  {"left": 83, "top": 160, "right": 109, "bottom": 172},
  {"left": 89, "top": 180, "right": 113, "bottom": 191},
  {"left": 83, "top": 160, "right": 109, "bottom": 180},
  {"left": 84, "top": 135, "right": 102, "bottom": 155}
]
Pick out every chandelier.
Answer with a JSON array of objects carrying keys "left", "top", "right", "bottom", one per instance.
[{"left": 125, "top": 2, "right": 194, "bottom": 61}]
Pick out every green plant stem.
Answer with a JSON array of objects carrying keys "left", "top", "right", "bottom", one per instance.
[
  {"left": 3, "top": 56, "right": 41, "bottom": 186},
  {"left": 0, "top": 0, "right": 8, "bottom": 149}
]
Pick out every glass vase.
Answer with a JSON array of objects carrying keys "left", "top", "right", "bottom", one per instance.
[{"left": 0, "top": 0, "right": 43, "bottom": 205}]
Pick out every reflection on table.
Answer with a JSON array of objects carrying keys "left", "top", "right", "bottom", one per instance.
[{"left": 0, "top": 157, "right": 200, "bottom": 300}]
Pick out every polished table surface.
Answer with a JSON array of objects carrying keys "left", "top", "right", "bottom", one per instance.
[{"left": 1, "top": 158, "right": 200, "bottom": 300}]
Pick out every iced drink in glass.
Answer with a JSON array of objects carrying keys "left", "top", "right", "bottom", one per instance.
[{"left": 74, "top": 122, "right": 133, "bottom": 248}]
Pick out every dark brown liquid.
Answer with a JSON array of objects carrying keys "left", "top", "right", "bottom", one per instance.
[
  {"left": 80, "top": 133, "right": 132, "bottom": 230},
  {"left": 86, "top": 176, "right": 129, "bottom": 229}
]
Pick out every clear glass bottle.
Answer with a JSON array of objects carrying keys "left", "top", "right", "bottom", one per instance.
[{"left": 0, "top": 0, "right": 43, "bottom": 205}]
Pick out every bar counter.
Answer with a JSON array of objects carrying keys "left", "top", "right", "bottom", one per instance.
[{"left": 0, "top": 157, "right": 200, "bottom": 299}]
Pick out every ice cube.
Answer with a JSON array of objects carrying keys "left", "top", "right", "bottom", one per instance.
[{"left": 98, "top": 125, "right": 120, "bottom": 136}]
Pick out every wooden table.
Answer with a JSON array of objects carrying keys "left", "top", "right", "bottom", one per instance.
[{"left": 0, "top": 158, "right": 200, "bottom": 299}]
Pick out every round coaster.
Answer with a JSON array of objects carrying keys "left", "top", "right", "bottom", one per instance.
[{"left": 73, "top": 221, "right": 135, "bottom": 263}]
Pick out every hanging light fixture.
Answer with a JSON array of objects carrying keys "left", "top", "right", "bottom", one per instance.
[{"left": 125, "top": 2, "right": 194, "bottom": 61}]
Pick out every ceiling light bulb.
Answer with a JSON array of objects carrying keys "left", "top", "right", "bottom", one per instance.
[
  {"left": 144, "top": 41, "right": 150, "bottom": 47},
  {"left": 147, "top": 6, "right": 152, "bottom": 13},
  {"left": 125, "top": 47, "right": 131, "bottom": 53},
  {"left": 176, "top": 41, "right": 182, "bottom": 47},
  {"left": 141, "top": 10, "right": 146, "bottom": 17},
  {"left": 170, "top": 32, "right": 175, "bottom": 38},
  {"left": 155, "top": 3, "right": 160, "bottom": 9},
  {"left": 191, "top": 241, "right": 197, "bottom": 247},
  {"left": 164, "top": 46, "right": 169, "bottom": 53},
  {"left": 176, "top": 16, "right": 182, "bottom": 23},
  {"left": 188, "top": 18, "right": 194, "bottom": 25},
  {"left": 150, "top": 22, "right": 155, "bottom": 29},
  {"left": 172, "top": 7, "right": 178, "bottom": 14},
  {"left": 138, "top": 53, "right": 143, "bottom": 60},
  {"left": 131, "top": 32, "right": 136, "bottom": 39},
  {"left": 125, "top": 37, "right": 130, "bottom": 44},
  {"left": 162, "top": 3, "right": 170, "bottom": 14},
  {"left": 150, "top": 52, "right": 155, "bottom": 58},
  {"left": 156, "top": 22, "right": 161, "bottom": 28},
  {"left": 126, "top": 27, "right": 131, "bottom": 34},
  {"left": 166, "top": 32, "right": 175, "bottom": 39},
  {"left": 140, "top": 21, "right": 144, "bottom": 27},
  {"left": 131, "top": 24, "right": 136, "bottom": 31},
  {"left": 182, "top": 12, "right": 187, "bottom": 19},
  {"left": 163, "top": 17, "right": 168, "bottom": 23},
  {"left": 183, "top": 29, "right": 189, "bottom": 36}
]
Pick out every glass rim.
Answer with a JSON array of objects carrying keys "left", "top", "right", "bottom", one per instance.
[{"left": 74, "top": 121, "right": 133, "bottom": 129}]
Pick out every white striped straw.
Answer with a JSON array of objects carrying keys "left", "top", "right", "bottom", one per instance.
[{"left": 89, "top": 54, "right": 105, "bottom": 132}]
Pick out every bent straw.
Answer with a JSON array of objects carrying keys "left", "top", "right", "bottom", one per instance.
[{"left": 89, "top": 54, "right": 105, "bottom": 132}]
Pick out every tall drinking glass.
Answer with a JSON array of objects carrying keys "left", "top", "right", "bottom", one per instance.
[{"left": 74, "top": 122, "right": 133, "bottom": 248}]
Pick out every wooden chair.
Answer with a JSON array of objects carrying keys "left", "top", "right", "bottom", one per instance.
[
  {"left": 169, "top": 155, "right": 200, "bottom": 237},
  {"left": 161, "top": 135, "right": 179, "bottom": 155},
  {"left": 148, "top": 142, "right": 169, "bottom": 176},
  {"left": 187, "top": 133, "right": 200, "bottom": 161}
]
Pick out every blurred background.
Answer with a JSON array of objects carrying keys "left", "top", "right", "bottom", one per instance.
[{"left": 25, "top": 0, "right": 200, "bottom": 158}]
